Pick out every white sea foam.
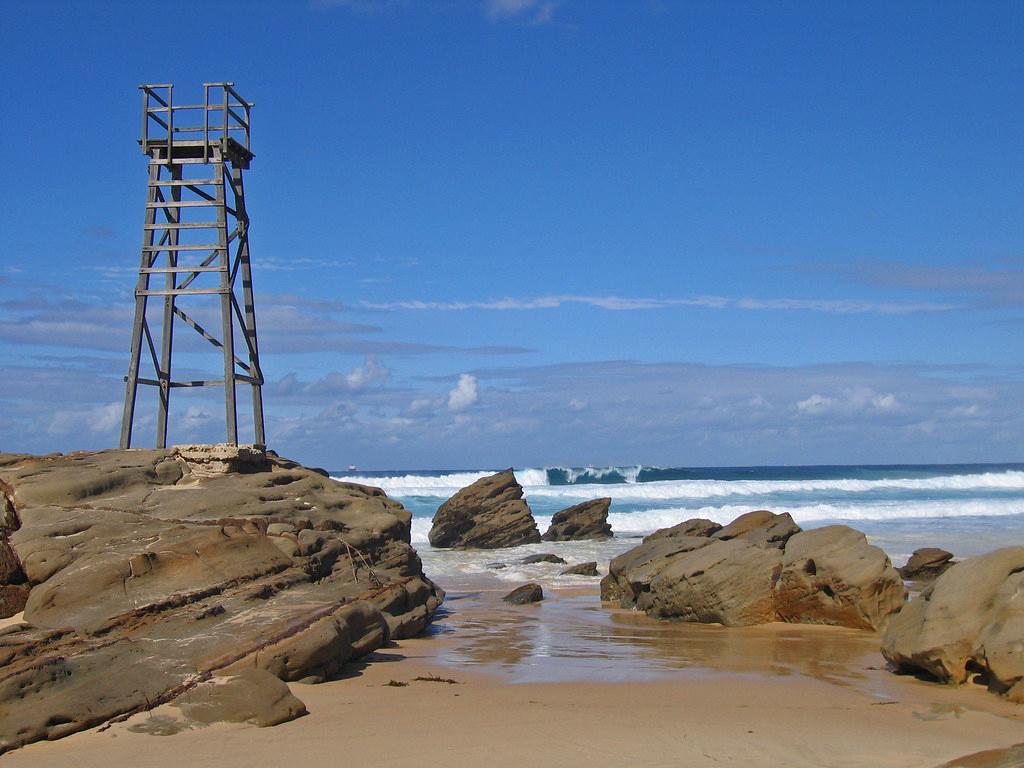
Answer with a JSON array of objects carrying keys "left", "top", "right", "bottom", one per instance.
[
  {"left": 605, "top": 499, "right": 1024, "bottom": 535},
  {"left": 409, "top": 498, "right": 1024, "bottom": 545},
  {"left": 338, "top": 469, "right": 1024, "bottom": 502},
  {"left": 522, "top": 472, "right": 1024, "bottom": 501}
]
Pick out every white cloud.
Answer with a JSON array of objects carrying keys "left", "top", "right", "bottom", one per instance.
[
  {"left": 408, "top": 397, "right": 441, "bottom": 414},
  {"left": 949, "top": 404, "right": 983, "bottom": 418},
  {"left": 448, "top": 374, "right": 479, "bottom": 412},
  {"left": 798, "top": 389, "right": 901, "bottom": 416},
  {"left": 182, "top": 406, "right": 213, "bottom": 432},
  {"left": 46, "top": 402, "right": 122, "bottom": 436},
  {"left": 345, "top": 356, "right": 390, "bottom": 390},
  {"left": 363, "top": 294, "right": 957, "bottom": 316},
  {"left": 568, "top": 398, "right": 587, "bottom": 411},
  {"left": 796, "top": 394, "right": 835, "bottom": 414},
  {"left": 871, "top": 393, "right": 900, "bottom": 411},
  {"left": 485, "top": 0, "right": 555, "bottom": 22}
]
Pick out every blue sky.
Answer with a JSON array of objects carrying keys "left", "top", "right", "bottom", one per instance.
[{"left": 1, "top": 0, "right": 1022, "bottom": 469}]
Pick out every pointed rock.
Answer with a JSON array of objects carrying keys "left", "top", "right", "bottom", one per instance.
[
  {"left": 542, "top": 497, "right": 613, "bottom": 541},
  {"left": 429, "top": 469, "right": 540, "bottom": 549}
]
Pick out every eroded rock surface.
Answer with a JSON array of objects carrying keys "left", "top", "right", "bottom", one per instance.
[
  {"left": 644, "top": 539, "right": 782, "bottom": 625},
  {"left": 775, "top": 526, "right": 905, "bottom": 631},
  {"left": 711, "top": 509, "right": 799, "bottom": 549},
  {"left": 642, "top": 517, "right": 722, "bottom": 543},
  {"left": 0, "top": 479, "right": 27, "bottom": 618},
  {"left": 542, "top": 497, "right": 613, "bottom": 541},
  {"left": 882, "top": 547, "right": 1024, "bottom": 702},
  {"left": 0, "top": 447, "right": 444, "bottom": 754},
  {"left": 602, "top": 513, "right": 904, "bottom": 630},
  {"left": 428, "top": 469, "right": 540, "bottom": 549}
]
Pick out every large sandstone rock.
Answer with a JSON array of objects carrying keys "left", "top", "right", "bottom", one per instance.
[
  {"left": 603, "top": 512, "right": 905, "bottom": 632},
  {"left": 712, "top": 509, "right": 799, "bottom": 549},
  {"left": 898, "top": 547, "right": 955, "bottom": 582},
  {"left": 428, "top": 469, "right": 540, "bottom": 549},
  {"left": 542, "top": 497, "right": 613, "bottom": 541},
  {"left": 642, "top": 517, "right": 722, "bottom": 543},
  {"left": 642, "top": 539, "right": 782, "bottom": 625},
  {"left": 882, "top": 547, "right": 1024, "bottom": 701},
  {"left": 0, "top": 447, "right": 444, "bottom": 754},
  {"left": 600, "top": 534, "right": 711, "bottom": 606},
  {"left": 775, "top": 526, "right": 905, "bottom": 631}
]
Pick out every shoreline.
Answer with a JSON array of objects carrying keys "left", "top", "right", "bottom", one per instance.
[{"left": 6, "top": 585, "right": 1023, "bottom": 768}]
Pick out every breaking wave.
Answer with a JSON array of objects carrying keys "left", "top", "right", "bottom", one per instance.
[{"left": 337, "top": 468, "right": 1024, "bottom": 502}]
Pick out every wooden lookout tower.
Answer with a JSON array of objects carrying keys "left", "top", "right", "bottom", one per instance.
[{"left": 120, "top": 82, "right": 265, "bottom": 449}]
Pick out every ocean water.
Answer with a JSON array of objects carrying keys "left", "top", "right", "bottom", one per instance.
[{"left": 334, "top": 464, "right": 1024, "bottom": 588}]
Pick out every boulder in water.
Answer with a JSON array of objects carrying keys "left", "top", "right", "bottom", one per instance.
[
  {"left": 542, "top": 497, "right": 613, "bottom": 541},
  {"left": 561, "top": 561, "right": 600, "bottom": 577},
  {"left": 429, "top": 470, "right": 540, "bottom": 549},
  {"left": 503, "top": 583, "right": 544, "bottom": 604},
  {"left": 522, "top": 553, "right": 566, "bottom": 565}
]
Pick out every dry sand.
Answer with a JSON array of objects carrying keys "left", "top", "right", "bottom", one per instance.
[{"left": 5, "top": 588, "right": 1023, "bottom": 768}]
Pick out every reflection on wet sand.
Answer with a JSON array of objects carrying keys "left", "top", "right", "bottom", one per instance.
[{"left": 430, "top": 590, "right": 882, "bottom": 687}]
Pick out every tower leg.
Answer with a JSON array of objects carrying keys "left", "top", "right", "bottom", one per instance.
[
  {"left": 155, "top": 164, "right": 182, "bottom": 448},
  {"left": 217, "top": 159, "right": 238, "bottom": 444},
  {"left": 230, "top": 164, "right": 266, "bottom": 447},
  {"left": 120, "top": 161, "right": 161, "bottom": 448}
]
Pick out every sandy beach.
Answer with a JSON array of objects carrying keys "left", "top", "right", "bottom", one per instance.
[{"left": 6, "top": 585, "right": 1022, "bottom": 768}]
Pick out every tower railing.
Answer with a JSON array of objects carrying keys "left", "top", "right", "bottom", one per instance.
[{"left": 139, "top": 82, "right": 253, "bottom": 165}]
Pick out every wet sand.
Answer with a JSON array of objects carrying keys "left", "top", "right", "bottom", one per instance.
[{"left": 5, "top": 586, "right": 1023, "bottom": 768}]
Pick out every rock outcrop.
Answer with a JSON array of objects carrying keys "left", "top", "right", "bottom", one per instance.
[
  {"left": 601, "top": 512, "right": 904, "bottom": 631},
  {"left": 428, "top": 469, "right": 540, "bottom": 549},
  {"left": 0, "top": 446, "right": 444, "bottom": 754},
  {"left": 882, "top": 547, "right": 1024, "bottom": 702},
  {"left": 898, "top": 547, "right": 955, "bottom": 582},
  {"left": 503, "top": 583, "right": 543, "bottom": 604},
  {"left": 0, "top": 479, "right": 28, "bottom": 618},
  {"left": 542, "top": 497, "right": 613, "bottom": 541},
  {"left": 172, "top": 668, "right": 308, "bottom": 727}
]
